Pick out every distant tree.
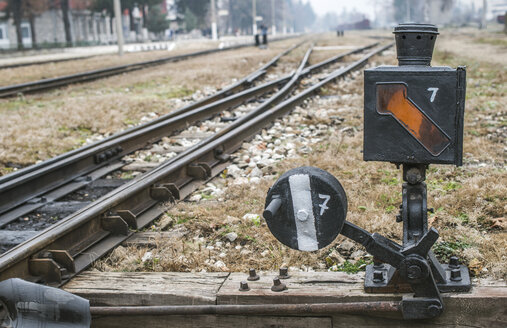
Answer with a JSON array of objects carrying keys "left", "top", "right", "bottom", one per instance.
[
  {"left": 183, "top": 7, "right": 197, "bottom": 31},
  {"left": 138, "top": 0, "right": 165, "bottom": 29},
  {"left": 293, "top": 0, "right": 315, "bottom": 32},
  {"left": 146, "top": 6, "right": 169, "bottom": 34},
  {"left": 60, "top": 0, "right": 72, "bottom": 46},
  {"left": 5, "top": 0, "right": 23, "bottom": 49},
  {"left": 24, "top": 0, "right": 50, "bottom": 47},
  {"left": 393, "top": 0, "right": 419, "bottom": 23},
  {"left": 175, "top": 0, "right": 209, "bottom": 30},
  {"left": 91, "top": 0, "right": 115, "bottom": 15}
]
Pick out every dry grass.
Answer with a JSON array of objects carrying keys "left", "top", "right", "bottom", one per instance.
[
  {"left": 0, "top": 38, "right": 307, "bottom": 172},
  {"left": 0, "top": 35, "right": 373, "bottom": 174},
  {"left": 0, "top": 41, "right": 221, "bottom": 86},
  {"left": 96, "top": 31, "right": 506, "bottom": 279}
]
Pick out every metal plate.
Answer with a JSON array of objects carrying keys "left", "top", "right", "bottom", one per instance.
[{"left": 263, "top": 167, "right": 347, "bottom": 251}]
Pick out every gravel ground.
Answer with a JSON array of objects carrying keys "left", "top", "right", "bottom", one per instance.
[
  {"left": 1, "top": 30, "right": 504, "bottom": 280},
  {"left": 96, "top": 31, "right": 506, "bottom": 280}
]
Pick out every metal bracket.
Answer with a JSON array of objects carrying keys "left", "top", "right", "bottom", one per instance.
[
  {"left": 101, "top": 216, "right": 129, "bottom": 235},
  {"left": 150, "top": 183, "right": 178, "bottom": 202},
  {"left": 29, "top": 258, "right": 63, "bottom": 283},
  {"left": 187, "top": 163, "right": 212, "bottom": 179},
  {"left": 116, "top": 210, "right": 138, "bottom": 229},
  {"left": 365, "top": 164, "right": 471, "bottom": 294}
]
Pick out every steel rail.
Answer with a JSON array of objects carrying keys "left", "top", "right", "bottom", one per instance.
[
  {"left": 0, "top": 42, "right": 378, "bottom": 225},
  {"left": 0, "top": 42, "right": 308, "bottom": 220},
  {"left": 90, "top": 301, "right": 400, "bottom": 316},
  {"left": 0, "top": 43, "right": 393, "bottom": 284},
  {"left": 0, "top": 41, "right": 304, "bottom": 186},
  {"left": 0, "top": 35, "right": 299, "bottom": 98}
]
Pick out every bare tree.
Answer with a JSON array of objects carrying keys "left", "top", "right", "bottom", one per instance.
[
  {"left": 60, "top": 0, "right": 72, "bottom": 46},
  {"left": 24, "top": 0, "right": 51, "bottom": 48},
  {"left": 6, "top": 0, "right": 24, "bottom": 49}
]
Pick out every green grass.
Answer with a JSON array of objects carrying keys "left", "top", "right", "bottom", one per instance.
[
  {"left": 432, "top": 240, "right": 472, "bottom": 262},
  {"left": 330, "top": 258, "right": 371, "bottom": 274}
]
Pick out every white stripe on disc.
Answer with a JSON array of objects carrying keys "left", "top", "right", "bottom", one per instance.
[{"left": 289, "top": 174, "right": 318, "bottom": 251}]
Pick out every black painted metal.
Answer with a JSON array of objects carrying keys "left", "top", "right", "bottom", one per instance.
[
  {"left": 363, "top": 23, "right": 466, "bottom": 165},
  {"left": 263, "top": 165, "right": 444, "bottom": 319},
  {"left": 264, "top": 166, "right": 347, "bottom": 251},
  {"left": 364, "top": 164, "right": 472, "bottom": 294},
  {"left": 0, "top": 43, "right": 392, "bottom": 285},
  {"left": 362, "top": 24, "right": 471, "bottom": 295}
]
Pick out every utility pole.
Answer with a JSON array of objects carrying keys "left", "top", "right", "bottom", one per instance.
[
  {"left": 282, "top": 0, "right": 286, "bottom": 34},
  {"left": 271, "top": 0, "right": 276, "bottom": 35},
  {"left": 480, "top": 0, "right": 487, "bottom": 29},
  {"left": 211, "top": 0, "right": 218, "bottom": 40},
  {"left": 114, "top": 0, "right": 124, "bottom": 56},
  {"left": 252, "top": 0, "right": 257, "bottom": 35},
  {"left": 406, "top": 0, "right": 411, "bottom": 22}
]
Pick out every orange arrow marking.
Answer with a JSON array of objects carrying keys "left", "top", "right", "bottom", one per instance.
[{"left": 376, "top": 83, "right": 450, "bottom": 156}]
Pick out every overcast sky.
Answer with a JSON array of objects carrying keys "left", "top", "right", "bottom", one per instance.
[
  {"left": 306, "top": 0, "right": 376, "bottom": 19},
  {"left": 307, "top": 0, "right": 507, "bottom": 19}
]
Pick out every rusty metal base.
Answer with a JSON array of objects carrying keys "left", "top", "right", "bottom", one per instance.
[{"left": 364, "top": 262, "right": 472, "bottom": 294}]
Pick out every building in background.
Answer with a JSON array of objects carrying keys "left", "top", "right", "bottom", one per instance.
[{"left": 0, "top": 0, "right": 171, "bottom": 50}]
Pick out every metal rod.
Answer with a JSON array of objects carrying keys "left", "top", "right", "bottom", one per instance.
[
  {"left": 113, "top": 0, "right": 124, "bottom": 56},
  {"left": 90, "top": 301, "right": 400, "bottom": 316},
  {"left": 211, "top": 0, "right": 218, "bottom": 40}
]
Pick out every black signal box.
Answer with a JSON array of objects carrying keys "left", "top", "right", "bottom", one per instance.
[{"left": 363, "top": 24, "right": 466, "bottom": 166}]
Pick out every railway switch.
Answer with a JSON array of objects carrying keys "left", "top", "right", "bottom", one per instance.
[{"left": 263, "top": 24, "right": 471, "bottom": 320}]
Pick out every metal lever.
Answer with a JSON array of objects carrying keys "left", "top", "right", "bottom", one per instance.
[{"left": 340, "top": 221, "right": 443, "bottom": 319}]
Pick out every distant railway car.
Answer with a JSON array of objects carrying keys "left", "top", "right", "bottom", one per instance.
[{"left": 336, "top": 19, "right": 371, "bottom": 31}]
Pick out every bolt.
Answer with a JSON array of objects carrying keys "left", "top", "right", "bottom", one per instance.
[
  {"left": 427, "top": 304, "right": 441, "bottom": 318},
  {"left": 297, "top": 209, "right": 309, "bottom": 221},
  {"left": 406, "top": 167, "right": 423, "bottom": 184},
  {"left": 373, "top": 259, "right": 384, "bottom": 269},
  {"left": 449, "top": 256, "right": 460, "bottom": 268},
  {"left": 407, "top": 265, "right": 422, "bottom": 280},
  {"left": 373, "top": 270, "right": 384, "bottom": 283},
  {"left": 396, "top": 214, "right": 402, "bottom": 222},
  {"left": 278, "top": 267, "right": 290, "bottom": 279},
  {"left": 247, "top": 268, "right": 260, "bottom": 281},
  {"left": 450, "top": 269, "right": 462, "bottom": 282},
  {"left": 239, "top": 281, "right": 250, "bottom": 291},
  {"left": 271, "top": 278, "right": 287, "bottom": 292}
]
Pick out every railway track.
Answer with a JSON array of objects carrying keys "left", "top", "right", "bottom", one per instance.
[
  {"left": 0, "top": 41, "right": 392, "bottom": 285},
  {"left": 0, "top": 35, "right": 297, "bottom": 98}
]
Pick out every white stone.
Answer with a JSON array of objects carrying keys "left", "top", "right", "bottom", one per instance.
[
  {"left": 141, "top": 251, "right": 153, "bottom": 262},
  {"left": 225, "top": 232, "right": 238, "bottom": 242},
  {"left": 214, "top": 260, "right": 226, "bottom": 268}
]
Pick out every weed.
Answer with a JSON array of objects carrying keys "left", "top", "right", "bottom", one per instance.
[
  {"left": 330, "top": 258, "right": 371, "bottom": 274},
  {"left": 432, "top": 240, "right": 472, "bottom": 262}
]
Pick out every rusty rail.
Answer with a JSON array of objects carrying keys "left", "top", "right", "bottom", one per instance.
[
  {"left": 0, "top": 43, "right": 393, "bottom": 285},
  {"left": 0, "top": 35, "right": 300, "bottom": 98},
  {"left": 0, "top": 42, "right": 378, "bottom": 226}
]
